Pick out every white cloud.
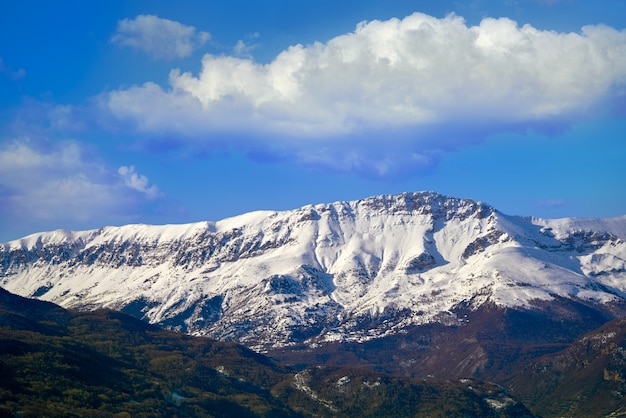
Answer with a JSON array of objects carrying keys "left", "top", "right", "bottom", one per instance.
[
  {"left": 105, "top": 13, "right": 626, "bottom": 176},
  {"left": 118, "top": 165, "right": 160, "bottom": 199},
  {"left": 234, "top": 32, "right": 261, "bottom": 58},
  {"left": 0, "top": 139, "right": 162, "bottom": 226},
  {"left": 111, "top": 15, "right": 211, "bottom": 60},
  {"left": 234, "top": 39, "right": 258, "bottom": 58}
]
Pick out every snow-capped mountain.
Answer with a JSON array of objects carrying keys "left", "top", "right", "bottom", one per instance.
[{"left": 2, "top": 192, "right": 626, "bottom": 350}]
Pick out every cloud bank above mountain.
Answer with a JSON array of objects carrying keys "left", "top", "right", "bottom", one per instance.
[
  {"left": 0, "top": 139, "right": 160, "bottom": 233},
  {"left": 104, "top": 12, "right": 626, "bottom": 176}
]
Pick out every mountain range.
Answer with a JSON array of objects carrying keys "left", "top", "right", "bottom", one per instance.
[
  {"left": 2, "top": 191, "right": 625, "bottom": 352},
  {"left": 3, "top": 190, "right": 626, "bottom": 416}
]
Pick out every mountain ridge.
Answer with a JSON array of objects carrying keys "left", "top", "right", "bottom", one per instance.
[{"left": 2, "top": 191, "right": 626, "bottom": 351}]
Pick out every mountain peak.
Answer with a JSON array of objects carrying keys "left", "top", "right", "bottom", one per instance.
[{"left": 332, "top": 191, "right": 493, "bottom": 217}]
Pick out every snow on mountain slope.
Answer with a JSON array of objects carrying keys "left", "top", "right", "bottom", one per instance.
[{"left": 1, "top": 192, "right": 625, "bottom": 349}]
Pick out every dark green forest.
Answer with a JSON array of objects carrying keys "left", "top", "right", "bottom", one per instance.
[{"left": 0, "top": 288, "right": 533, "bottom": 417}]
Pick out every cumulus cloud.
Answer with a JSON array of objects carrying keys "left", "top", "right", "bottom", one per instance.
[
  {"left": 0, "top": 139, "right": 162, "bottom": 228},
  {"left": 111, "top": 15, "right": 211, "bottom": 60},
  {"left": 104, "top": 12, "right": 626, "bottom": 176}
]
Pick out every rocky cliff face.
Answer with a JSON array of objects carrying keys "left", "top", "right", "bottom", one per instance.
[{"left": 2, "top": 191, "right": 626, "bottom": 351}]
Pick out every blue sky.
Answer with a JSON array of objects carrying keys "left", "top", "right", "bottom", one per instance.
[{"left": 1, "top": 0, "right": 625, "bottom": 242}]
